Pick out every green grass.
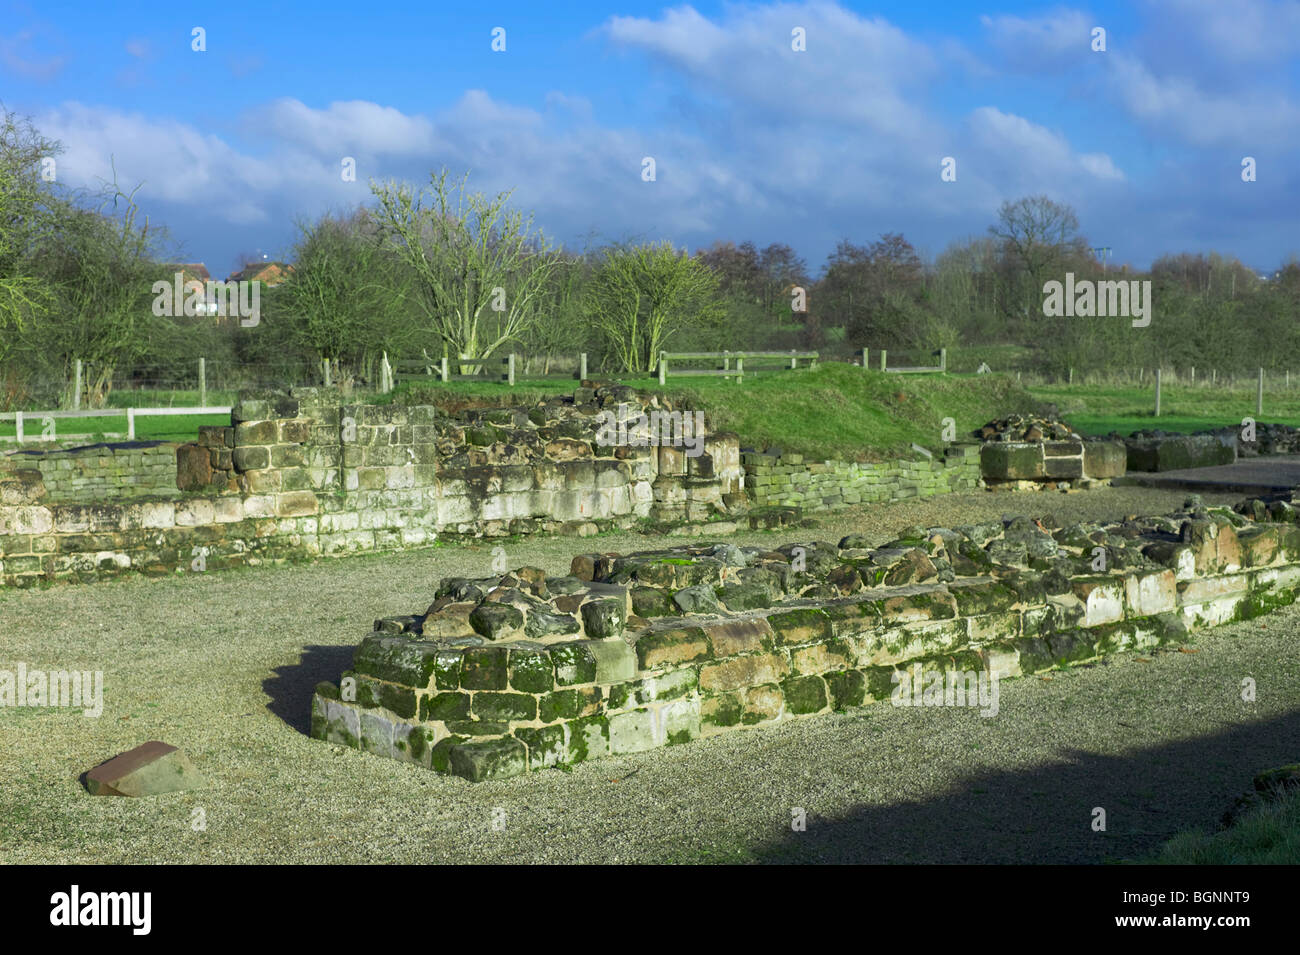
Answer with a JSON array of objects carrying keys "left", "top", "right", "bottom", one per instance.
[
  {"left": 0, "top": 414, "right": 230, "bottom": 444},
  {"left": 389, "top": 361, "right": 1036, "bottom": 461},
  {"left": 1028, "top": 381, "right": 1300, "bottom": 436},
  {"left": 1135, "top": 787, "right": 1300, "bottom": 864},
  {"left": 1, "top": 388, "right": 238, "bottom": 444}
]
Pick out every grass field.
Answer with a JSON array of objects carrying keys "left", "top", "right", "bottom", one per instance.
[
  {"left": 1028, "top": 381, "right": 1300, "bottom": 436},
  {"left": 0, "top": 413, "right": 232, "bottom": 444},
  {"left": 9, "top": 364, "right": 1300, "bottom": 454}
]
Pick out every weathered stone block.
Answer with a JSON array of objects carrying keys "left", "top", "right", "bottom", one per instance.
[
  {"left": 635, "top": 627, "right": 711, "bottom": 669},
  {"left": 447, "top": 738, "right": 528, "bottom": 782},
  {"left": 84, "top": 741, "right": 205, "bottom": 797},
  {"left": 699, "top": 652, "right": 790, "bottom": 693},
  {"left": 459, "top": 647, "right": 509, "bottom": 690},
  {"left": 980, "top": 443, "right": 1043, "bottom": 481},
  {"left": 701, "top": 618, "right": 772, "bottom": 657}
]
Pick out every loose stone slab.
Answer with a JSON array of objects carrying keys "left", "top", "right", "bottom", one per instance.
[{"left": 85, "top": 741, "right": 205, "bottom": 797}]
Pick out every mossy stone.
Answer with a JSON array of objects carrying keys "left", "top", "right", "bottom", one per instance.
[{"left": 782, "top": 675, "right": 828, "bottom": 715}]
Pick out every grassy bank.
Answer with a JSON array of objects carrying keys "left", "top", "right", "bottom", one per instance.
[
  {"left": 391, "top": 362, "right": 1038, "bottom": 462},
  {"left": 1137, "top": 787, "right": 1300, "bottom": 864}
]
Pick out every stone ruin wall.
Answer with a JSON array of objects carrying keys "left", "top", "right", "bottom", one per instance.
[
  {"left": 311, "top": 495, "right": 1300, "bottom": 781},
  {"left": 0, "top": 386, "right": 744, "bottom": 587},
  {"left": 0, "top": 442, "right": 180, "bottom": 502},
  {"left": 745, "top": 446, "right": 981, "bottom": 510},
  {"left": 980, "top": 438, "right": 1127, "bottom": 488}
]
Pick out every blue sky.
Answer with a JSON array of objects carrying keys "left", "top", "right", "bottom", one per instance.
[{"left": 3, "top": 0, "right": 1298, "bottom": 276}]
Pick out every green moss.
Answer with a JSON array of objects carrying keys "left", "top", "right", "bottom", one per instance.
[
  {"left": 826, "top": 670, "right": 867, "bottom": 709},
  {"left": 706, "top": 693, "right": 743, "bottom": 728},
  {"left": 514, "top": 725, "right": 565, "bottom": 767},
  {"left": 1234, "top": 586, "right": 1298, "bottom": 622},
  {"left": 379, "top": 683, "right": 417, "bottom": 720},
  {"left": 538, "top": 688, "right": 598, "bottom": 722},
  {"left": 472, "top": 692, "right": 538, "bottom": 722},
  {"left": 782, "top": 675, "right": 828, "bottom": 715},
  {"left": 420, "top": 692, "right": 471, "bottom": 721},
  {"left": 430, "top": 735, "right": 467, "bottom": 773},
  {"left": 507, "top": 648, "right": 554, "bottom": 693},
  {"left": 433, "top": 650, "right": 462, "bottom": 690},
  {"left": 564, "top": 715, "right": 609, "bottom": 763},
  {"left": 445, "top": 720, "right": 511, "bottom": 736},
  {"left": 767, "top": 607, "right": 832, "bottom": 646},
  {"left": 460, "top": 647, "right": 509, "bottom": 690},
  {"left": 550, "top": 642, "right": 598, "bottom": 686}
]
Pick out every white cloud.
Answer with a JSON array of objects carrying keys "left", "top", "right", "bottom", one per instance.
[
  {"left": 980, "top": 8, "right": 1095, "bottom": 72},
  {"left": 1107, "top": 53, "right": 1300, "bottom": 147}
]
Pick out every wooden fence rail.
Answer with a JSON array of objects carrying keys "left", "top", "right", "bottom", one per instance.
[
  {"left": 392, "top": 353, "right": 591, "bottom": 389},
  {"left": 658, "top": 350, "right": 818, "bottom": 385}
]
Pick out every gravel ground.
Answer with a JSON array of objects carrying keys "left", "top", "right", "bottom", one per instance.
[{"left": 3, "top": 484, "right": 1299, "bottom": 864}]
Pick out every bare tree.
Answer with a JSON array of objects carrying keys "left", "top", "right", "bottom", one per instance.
[{"left": 369, "top": 169, "right": 560, "bottom": 366}]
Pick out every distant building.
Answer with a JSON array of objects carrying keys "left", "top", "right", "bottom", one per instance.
[
  {"left": 227, "top": 261, "right": 293, "bottom": 286},
  {"left": 160, "top": 263, "right": 219, "bottom": 316}
]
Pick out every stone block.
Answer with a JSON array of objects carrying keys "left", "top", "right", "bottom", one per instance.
[
  {"left": 699, "top": 652, "right": 790, "bottom": 693},
  {"left": 84, "top": 741, "right": 205, "bottom": 797},
  {"left": 447, "top": 738, "right": 528, "bottom": 782}
]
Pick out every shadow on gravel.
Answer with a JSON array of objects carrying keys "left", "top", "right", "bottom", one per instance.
[
  {"left": 754, "top": 709, "right": 1300, "bottom": 864},
  {"left": 263, "top": 645, "right": 355, "bottom": 735}
]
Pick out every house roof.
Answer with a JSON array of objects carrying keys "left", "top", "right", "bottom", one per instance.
[
  {"left": 164, "top": 263, "right": 211, "bottom": 282},
  {"left": 227, "top": 261, "right": 293, "bottom": 284}
]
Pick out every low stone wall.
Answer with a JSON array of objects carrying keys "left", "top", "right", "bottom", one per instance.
[
  {"left": 0, "top": 386, "right": 743, "bottom": 587},
  {"left": 1125, "top": 432, "right": 1236, "bottom": 472},
  {"left": 311, "top": 496, "right": 1300, "bottom": 781},
  {"left": 980, "top": 438, "right": 1126, "bottom": 487},
  {"left": 1, "top": 441, "right": 178, "bottom": 501},
  {"left": 743, "top": 445, "right": 980, "bottom": 510}
]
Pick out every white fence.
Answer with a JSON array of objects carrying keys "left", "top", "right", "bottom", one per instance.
[{"left": 0, "top": 406, "right": 231, "bottom": 444}]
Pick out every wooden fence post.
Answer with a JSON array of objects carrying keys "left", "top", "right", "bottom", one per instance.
[
  {"left": 881, "top": 350, "right": 887, "bottom": 371},
  {"left": 580, "top": 352, "right": 588, "bottom": 380},
  {"left": 14, "top": 410, "right": 23, "bottom": 444},
  {"left": 440, "top": 356, "right": 449, "bottom": 383},
  {"left": 73, "top": 359, "right": 82, "bottom": 411},
  {"left": 861, "top": 348, "right": 868, "bottom": 369},
  {"left": 939, "top": 348, "right": 947, "bottom": 373},
  {"left": 199, "top": 357, "right": 207, "bottom": 406},
  {"left": 659, "top": 354, "right": 667, "bottom": 386},
  {"left": 508, "top": 353, "right": 516, "bottom": 386},
  {"left": 790, "top": 350, "right": 797, "bottom": 370},
  {"left": 735, "top": 357, "right": 743, "bottom": 381},
  {"left": 127, "top": 408, "right": 136, "bottom": 440}
]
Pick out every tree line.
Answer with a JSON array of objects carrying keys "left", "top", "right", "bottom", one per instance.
[{"left": 2, "top": 105, "right": 1298, "bottom": 408}]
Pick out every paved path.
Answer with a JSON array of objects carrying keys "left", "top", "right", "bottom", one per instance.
[{"left": 1119, "top": 454, "right": 1300, "bottom": 494}]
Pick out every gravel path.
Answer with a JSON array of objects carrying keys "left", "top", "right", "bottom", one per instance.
[{"left": 3, "top": 485, "right": 1298, "bottom": 864}]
